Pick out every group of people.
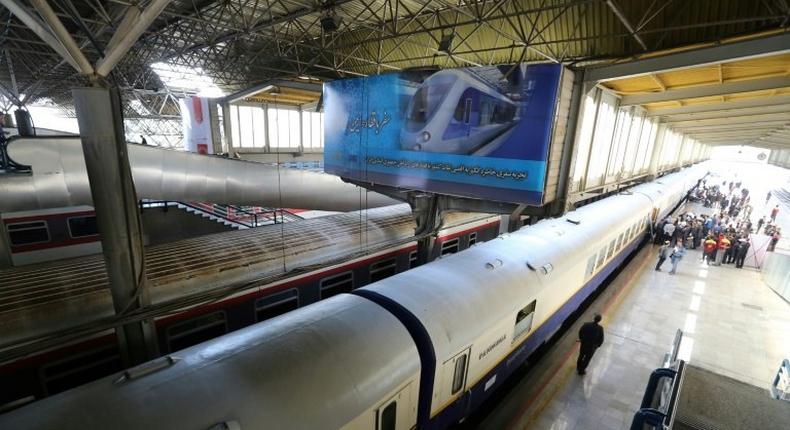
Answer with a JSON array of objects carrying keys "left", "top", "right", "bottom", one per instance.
[{"left": 654, "top": 178, "right": 784, "bottom": 274}]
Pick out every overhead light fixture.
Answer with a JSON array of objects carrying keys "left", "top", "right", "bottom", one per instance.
[
  {"left": 438, "top": 33, "right": 454, "bottom": 53},
  {"left": 321, "top": 14, "right": 341, "bottom": 33}
]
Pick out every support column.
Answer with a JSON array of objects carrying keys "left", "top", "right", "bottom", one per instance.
[
  {"left": 73, "top": 87, "right": 158, "bottom": 367},
  {"left": 0, "top": 220, "right": 12, "bottom": 268},
  {"left": 208, "top": 99, "right": 222, "bottom": 155},
  {"left": 221, "top": 102, "right": 233, "bottom": 152},
  {"left": 408, "top": 193, "right": 441, "bottom": 265},
  {"left": 552, "top": 70, "right": 585, "bottom": 215}
]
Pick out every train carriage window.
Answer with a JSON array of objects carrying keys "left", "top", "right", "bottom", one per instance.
[
  {"left": 409, "top": 250, "right": 419, "bottom": 269},
  {"left": 451, "top": 353, "right": 468, "bottom": 395},
  {"left": 255, "top": 289, "right": 299, "bottom": 322},
  {"left": 618, "top": 233, "right": 625, "bottom": 249},
  {"left": 369, "top": 258, "right": 397, "bottom": 283},
  {"left": 586, "top": 254, "right": 596, "bottom": 277},
  {"left": 625, "top": 227, "right": 632, "bottom": 241},
  {"left": 378, "top": 401, "right": 397, "bottom": 430},
  {"left": 453, "top": 97, "right": 473, "bottom": 124},
  {"left": 468, "top": 232, "right": 477, "bottom": 247},
  {"left": 596, "top": 247, "right": 606, "bottom": 268},
  {"left": 513, "top": 300, "right": 537, "bottom": 340},
  {"left": 606, "top": 239, "right": 615, "bottom": 259},
  {"left": 320, "top": 271, "right": 354, "bottom": 299},
  {"left": 41, "top": 344, "right": 122, "bottom": 396},
  {"left": 166, "top": 311, "right": 227, "bottom": 352},
  {"left": 440, "top": 238, "right": 460, "bottom": 256},
  {"left": 67, "top": 215, "right": 98, "bottom": 238},
  {"left": 6, "top": 221, "right": 50, "bottom": 245}
]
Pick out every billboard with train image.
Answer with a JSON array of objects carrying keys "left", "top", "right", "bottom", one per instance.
[{"left": 323, "top": 64, "right": 562, "bottom": 205}]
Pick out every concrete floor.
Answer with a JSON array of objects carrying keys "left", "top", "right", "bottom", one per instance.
[{"left": 474, "top": 209, "right": 790, "bottom": 430}]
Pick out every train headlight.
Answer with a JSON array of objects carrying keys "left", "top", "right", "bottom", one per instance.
[{"left": 421, "top": 131, "right": 431, "bottom": 142}]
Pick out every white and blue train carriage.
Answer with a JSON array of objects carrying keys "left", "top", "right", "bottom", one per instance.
[
  {"left": 400, "top": 69, "right": 518, "bottom": 155},
  {"left": 0, "top": 295, "right": 423, "bottom": 430},
  {"left": 0, "top": 165, "right": 707, "bottom": 430}
]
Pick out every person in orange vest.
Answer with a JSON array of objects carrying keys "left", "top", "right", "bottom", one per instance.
[
  {"left": 712, "top": 234, "right": 730, "bottom": 266},
  {"left": 702, "top": 235, "right": 718, "bottom": 265},
  {"left": 770, "top": 205, "right": 780, "bottom": 222}
]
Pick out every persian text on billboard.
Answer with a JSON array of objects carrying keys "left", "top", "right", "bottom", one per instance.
[{"left": 323, "top": 64, "right": 561, "bottom": 204}]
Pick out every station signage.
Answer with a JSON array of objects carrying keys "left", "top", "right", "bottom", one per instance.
[{"left": 323, "top": 64, "right": 562, "bottom": 204}]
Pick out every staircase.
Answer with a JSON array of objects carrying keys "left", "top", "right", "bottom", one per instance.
[{"left": 141, "top": 200, "right": 304, "bottom": 230}]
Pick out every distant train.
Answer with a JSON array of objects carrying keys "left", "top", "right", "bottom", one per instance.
[
  {"left": 1, "top": 206, "right": 103, "bottom": 266},
  {"left": 0, "top": 204, "right": 327, "bottom": 267},
  {"left": 401, "top": 69, "right": 518, "bottom": 154},
  {"left": 0, "top": 205, "right": 500, "bottom": 408},
  {"left": 0, "top": 165, "right": 706, "bottom": 428}
]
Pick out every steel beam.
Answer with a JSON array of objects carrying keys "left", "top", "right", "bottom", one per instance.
[
  {"left": 95, "top": 0, "right": 172, "bottom": 77},
  {"left": 29, "top": 0, "right": 94, "bottom": 75},
  {"left": 585, "top": 32, "right": 790, "bottom": 83},
  {"left": 621, "top": 76, "right": 790, "bottom": 106},
  {"left": 673, "top": 120, "right": 790, "bottom": 132},
  {"left": 223, "top": 79, "right": 322, "bottom": 104},
  {"left": 72, "top": 87, "right": 159, "bottom": 367},
  {"left": 658, "top": 104, "right": 790, "bottom": 122},
  {"left": 663, "top": 112, "right": 790, "bottom": 126},
  {"left": 0, "top": 0, "right": 80, "bottom": 71},
  {"left": 605, "top": 0, "right": 647, "bottom": 50},
  {"left": 646, "top": 95, "right": 790, "bottom": 117}
]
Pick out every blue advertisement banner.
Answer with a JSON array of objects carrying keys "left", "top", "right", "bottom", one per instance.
[{"left": 323, "top": 64, "right": 562, "bottom": 204}]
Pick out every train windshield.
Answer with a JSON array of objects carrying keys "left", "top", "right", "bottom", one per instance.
[{"left": 405, "top": 75, "right": 456, "bottom": 131}]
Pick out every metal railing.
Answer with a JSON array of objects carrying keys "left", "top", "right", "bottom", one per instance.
[
  {"left": 140, "top": 200, "right": 303, "bottom": 228},
  {"left": 630, "top": 329, "right": 685, "bottom": 430},
  {"left": 0, "top": 134, "right": 31, "bottom": 173},
  {"left": 771, "top": 359, "right": 790, "bottom": 401}
]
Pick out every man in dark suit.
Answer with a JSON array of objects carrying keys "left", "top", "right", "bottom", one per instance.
[{"left": 577, "top": 314, "right": 605, "bottom": 375}]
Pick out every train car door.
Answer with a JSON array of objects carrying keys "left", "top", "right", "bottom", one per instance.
[
  {"left": 374, "top": 381, "right": 415, "bottom": 430},
  {"left": 441, "top": 347, "right": 471, "bottom": 401},
  {"left": 463, "top": 98, "right": 472, "bottom": 137}
]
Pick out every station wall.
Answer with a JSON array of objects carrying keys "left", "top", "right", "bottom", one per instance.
[
  {"left": 768, "top": 149, "right": 790, "bottom": 169},
  {"left": 569, "top": 86, "right": 709, "bottom": 195}
]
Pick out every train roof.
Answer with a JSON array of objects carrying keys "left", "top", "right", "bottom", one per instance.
[
  {"left": 0, "top": 204, "right": 411, "bottom": 346},
  {"left": 361, "top": 165, "right": 708, "bottom": 382},
  {"left": 0, "top": 294, "right": 421, "bottom": 430},
  {"left": 0, "top": 205, "right": 496, "bottom": 352}
]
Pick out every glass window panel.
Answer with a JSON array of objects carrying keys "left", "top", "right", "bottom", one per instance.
[
  {"left": 230, "top": 105, "right": 240, "bottom": 148},
  {"left": 302, "top": 111, "right": 311, "bottom": 148},
  {"left": 608, "top": 108, "right": 631, "bottom": 179},
  {"left": 586, "top": 92, "right": 617, "bottom": 188},
  {"left": 571, "top": 91, "right": 598, "bottom": 191},
  {"left": 268, "top": 108, "right": 279, "bottom": 147},
  {"left": 252, "top": 107, "right": 266, "bottom": 148},
  {"left": 622, "top": 111, "right": 644, "bottom": 176},
  {"left": 239, "top": 106, "right": 254, "bottom": 148}
]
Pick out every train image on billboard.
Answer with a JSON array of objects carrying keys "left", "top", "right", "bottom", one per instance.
[{"left": 400, "top": 68, "right": 523, "bottom": 155}]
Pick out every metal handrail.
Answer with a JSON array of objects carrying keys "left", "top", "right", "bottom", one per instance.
[
  {"left": 139, "top": 200, "right": 303, "bottom": 228},
  {"left": 0, "top": 134, "right": 31, "bottom": 173}
]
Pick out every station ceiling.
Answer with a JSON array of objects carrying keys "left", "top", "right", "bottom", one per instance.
[
  {"left": 597, "top": 34, "right": 790, "bottom": 150},
  {"left": 0, "top": 0, "right": 787, "bottom": 121}
]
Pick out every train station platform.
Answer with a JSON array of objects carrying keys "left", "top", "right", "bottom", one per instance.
[{"left": 471, "top": 203, "right": 790, "bottom": 429}]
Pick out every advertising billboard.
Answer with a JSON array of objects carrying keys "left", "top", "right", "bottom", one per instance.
[
  {"left": 180, "top": 96, "right": 213, "bottom": 154},
  {"left": 323, "top": 64, "right": 562, "bottom": 204}
]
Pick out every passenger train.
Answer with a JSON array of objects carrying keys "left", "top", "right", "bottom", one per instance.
[
  {"left": 0, "top": 205, "right": 500, "bottom": 408},
  {"left": 0, "top": 165, "right": 706, "bottom": 428},
  {"left": 400, "top": 69, "right": 518, "bottom": 154}
]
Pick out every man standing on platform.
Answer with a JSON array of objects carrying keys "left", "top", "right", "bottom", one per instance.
[
  {"left": 655, "top": 241, "right": 670, "bottom": 271},
  {"left": 713, "top": 234, "right": 730, "bottom": 266},
  {"left": 669, "top": 240, "right": 686, "bottom": 275},
  {"left": 577, "top": 314, "right": 604, "bottom": 376}
]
